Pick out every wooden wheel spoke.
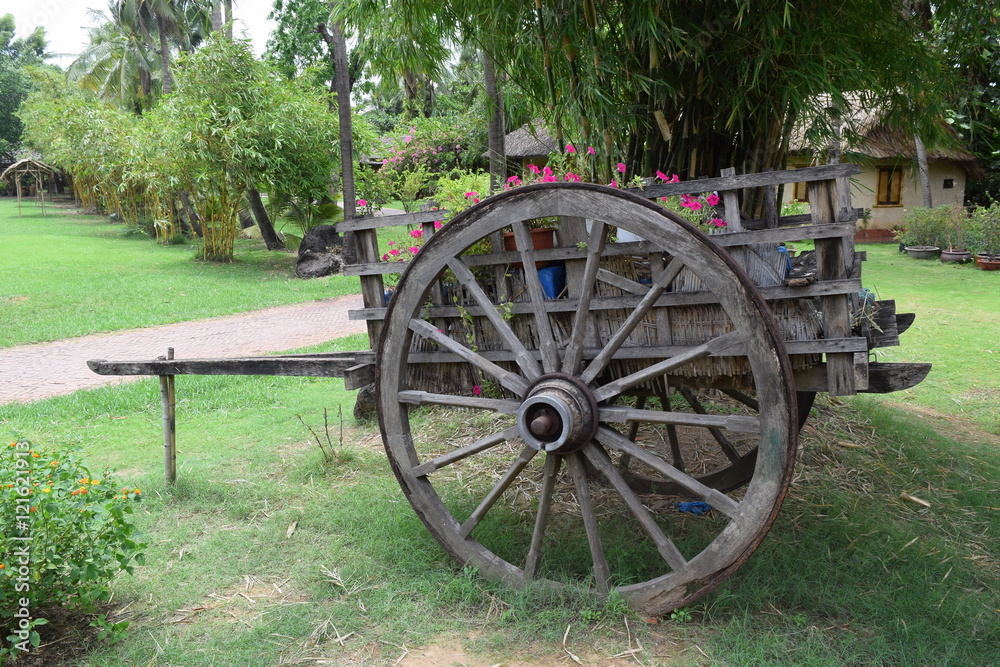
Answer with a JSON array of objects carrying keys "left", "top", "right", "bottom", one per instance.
[
  {"left": 591, "top": 331, "right": 742, "bottom": 403},
  {"left": 398, "top": 390, "right": 520, "bottom": 414},
  {"left": 582, "top": 443, "right": 687, "bottom": 571},
  {"left": 561, "top": 220, "right": 608, "bottom": 375},
  {"left": 719, "top": 387, "right": 759, "bottom": 412},
  {"left": 595, "top": 426, "right": 741, "bottom": 518},
  {"left": 566, "top": 451, "right": 611, "bottom": 594},
  {"left": 598, "top": 405, "right": 760, "bottom": 433},
  {"left": 511, "top": 221, "right": 561, "bottom": 372},
  {"left": 524, "top": 453, "right": 562, "bottom": 578},
  {"left": 459, "top": 445, "right": 537, "bottom": 539},
  {"left": 409, "top": 319, "right": 529, "bottom": 395},
  {"left": 579, "top": 258, "right": 684, "bottom": 385},
  {"left": 446, "top": 257, "right": 542, "bottom": 382},
  {"left": 679, "top": 388, "right": 741, "bottom": 463},
  {"left": 412, "top": 426, "right": 520, "bottom": 478}
]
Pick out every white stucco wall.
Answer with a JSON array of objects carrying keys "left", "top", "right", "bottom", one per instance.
[{"left": 783, "top": 160, "right": 968, "bottom": 230}]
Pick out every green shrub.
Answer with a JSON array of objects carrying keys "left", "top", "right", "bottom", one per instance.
[
  {"left": 1, "top": 440, "right": 146, "bottom": 659},
  {"left": 897, "top": 206, "right": 948, "bottom": 248},
  {"left": 967, "top": 202, "right": 1000, "bottom": 257}
]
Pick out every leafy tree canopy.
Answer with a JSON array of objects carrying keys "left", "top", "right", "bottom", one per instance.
[{"left": 0, "top": 14, "right": 49, "bottom": 156}]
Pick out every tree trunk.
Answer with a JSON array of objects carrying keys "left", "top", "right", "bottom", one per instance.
[
  {"left": 247, "top": 188, "right": 286, "bottom": 250},
  {"left": 211, "top": 1, "right": 223, "bottom": 33},
  {"left": 225, "top": 0, "right": 233, "bottom": 39},
  {"left": 157, "top": 15, "right": 173, "bottom": 95},
  {"left": 483, "top": 49, "right": 506, "bottom": 193},
  {"left": 318, "top": 6, "right": 357, "bottom": 263},
  {"left": 915, "top": 134, "right": 932, "bottom": 207}
]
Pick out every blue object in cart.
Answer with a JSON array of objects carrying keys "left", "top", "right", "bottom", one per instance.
[
  {"left": 676, "top": 501, "right": 713, "bottom": 516},
  {"left": 537, "top": 264, "right": 566, "bottom": 299}
]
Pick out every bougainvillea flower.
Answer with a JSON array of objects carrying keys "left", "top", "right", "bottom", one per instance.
[
  {"left": 527, "top": 164, "right": 541, "bottom": 174},
  {"left": 507, "top": 175, "right": 521, "bottom": 184},
  {"left": 357, "top": 199, "right": 367, "bottom": 207},
  {"left": 566, "top": 144, "right": 576, "bottom": 154},
  {"left": 472, "top": 385, "right": 482, "bottom": 396},
  {"left": 655, "top": 170, "right": 670, "bottom": 181},
  {"left": 587, "top": 146, "right": 595, "bottom": 154},
  {"left": 410, "top": 228, "right": 423, "bottom": 238},
  {"left": 389, "top": 249, "right": 400, "bottom": 256},
  {"left": 434, "top": 221, "right": 443, "bottom": 229},
  {"left": 706, "top": 193, "right": 720, "bottom": 206},
  {"left": 616, "top": 163, "right": 626, "bottom": 173}
]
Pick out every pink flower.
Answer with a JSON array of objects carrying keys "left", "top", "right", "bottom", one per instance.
[
  {"left": 616, "top": 163, "right": 626, "bottom": 174},
  {"left": 527, "top": 164, "right": 541, "bottom": 174},
  {"left": 542, "top": 166, "right": 553, "bottom": 177},
  {"left": 681, "top": 194, "right": 702, "bottom": 211},
  {"left": 506, "top": 175, "right": 521, "bottom": 184},
  {"left": 473, "top": 198, "right": 480, "bottom": 203},
  {"left": 465, "top": 191, "right": 479, "bottom": 198},
  {"left": 389, "top": 249, "right": 400, "bottom": 256},
  {"left": 434, "top": 220, "right": 443, "bottom": 229},
  {"left": 388, "top": 241, "right": 395, "bottom": 245},
  {"left": 610, "top": 179, "right": 618, "bottom": 188},
  {"left": 542, "top": 175, "right": 557, "bottom": 182},
  {"left": 408, "top": 246, "right": 420, "bottom": 254},
  {"left": 587, "top": 146, "right": 595, "bottom": 155},
  {"left": 564, "top": 172, "right": 581, "bottom": 182},
  {"left": 357, "top": 199, "right": 367, "bottom": 207},
  {"left": 655, "top": 170, "right": 670, "bottom": 181},
  {"left": 381, "top": 253, "right": 389, "bottom": 261},
  {"left": 659, "top": 197, "right": 669, "bottom": 201},
  {"left": 566, "top": 143, "right": 576, "bottom": 154},
  {"left": 410, "top": 228, "right": 423, "bottom": 238},
  {"left": 472, "top": 385, "right": 482, "bottom": 396},
  {"left": 710, "top": 218, "right": 727, "bottom": 227},
  {"left": 402, "top": 135, "right": 413, "bottom": 143},
  {"left": 706, "top": 193, "right": 720, "bottom": 206}
]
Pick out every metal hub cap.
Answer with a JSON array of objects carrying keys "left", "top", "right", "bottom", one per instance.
[{"left": 516, "top": 374, "right": 599, "bottom": 453}]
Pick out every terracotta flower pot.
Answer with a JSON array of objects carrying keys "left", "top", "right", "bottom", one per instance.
[
  {"left": 940, "top": 249, "right": 972, "bottom": 263},
  {"left": 503, "top": 228, "right": 556, "bottom": 268},
  {"left": 905, "top": 245, "right": 940, "bottom": 260},
  {"left": 974, "top": 253, "right": 1000, "bottom": 271}
]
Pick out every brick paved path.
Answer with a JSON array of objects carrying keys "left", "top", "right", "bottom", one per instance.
[{"left": 0, "top": 295, "right": 368, "bottom": 405}]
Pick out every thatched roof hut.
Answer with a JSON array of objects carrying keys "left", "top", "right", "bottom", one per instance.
[{"left": 499, "top": 121, "right": 558, "bottom": 170}]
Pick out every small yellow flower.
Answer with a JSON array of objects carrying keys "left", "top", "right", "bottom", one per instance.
[
  {"left": 42, "top": 488, "right": 51, "bottom": 493},
  {"left": 134, "top": 488, "right": 141, "bottom": 495},
  {"left": 31, "top": 453, "right": 39, "bottom": 458},
  {"left": 78, "top": 478, "right": 90, "bottom": 484},
  {"left": 90, "top": 480, "right": 100, "bottom": 485}
]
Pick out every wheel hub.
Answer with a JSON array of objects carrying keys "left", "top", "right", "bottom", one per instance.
[{"left": 516, "top": 374, "right": 599, "bottom": 453}]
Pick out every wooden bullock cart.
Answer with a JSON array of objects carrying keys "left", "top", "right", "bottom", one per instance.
[{"left": 90, "top": 164, "right": 929, "bottom": 614}]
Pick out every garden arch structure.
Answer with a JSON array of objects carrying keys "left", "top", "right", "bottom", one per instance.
[{"left": 1, "top": 158, "right": 56, "bottom": 217}]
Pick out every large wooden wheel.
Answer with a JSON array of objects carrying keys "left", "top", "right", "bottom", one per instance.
[{"left": 376, "top": 183, "right": 798, "bottom": 614}]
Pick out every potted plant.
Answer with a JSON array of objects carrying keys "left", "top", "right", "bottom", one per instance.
[
  {"left": 969, "top": 203, "right": 1000, "bottom": 270},
  {"left": 897, "top": 206, "right": 944, "bottom": 259},
  {"left": 940, "top": 205, "right": 972, "bottom": 263}
]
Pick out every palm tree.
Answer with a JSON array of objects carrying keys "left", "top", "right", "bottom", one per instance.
[{"left": 68, "top": 7, "right": 159, "bottom": 111}]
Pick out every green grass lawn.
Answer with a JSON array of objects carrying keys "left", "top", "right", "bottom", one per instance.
[
  {"left": 0, "top": 198, "right": 358, "bottom": 348},
  {"left": 857, "top": 243, "right": 999, "bottom": 434}
]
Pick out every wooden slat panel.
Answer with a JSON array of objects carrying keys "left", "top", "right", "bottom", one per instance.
[
  {"left": 344, "top": 222, "right": 858, "bottom": 277},
  {"left": 809, "top": 179, "right": 854, "bottom": 396},
  {"left": 632, "top": 163, "right": 859, "bottom": 201},
  {"left": 348, "top": 276, "right": 863, "bottom": 321},
  {"left": 336, "top": 209, "right": 444, "bottom": 232}
]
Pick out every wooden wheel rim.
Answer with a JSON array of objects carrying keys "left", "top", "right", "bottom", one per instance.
[{"left": 376, "top": 183, "right": 797, "bottom": 614}]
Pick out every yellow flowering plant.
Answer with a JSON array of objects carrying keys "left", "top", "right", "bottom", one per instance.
[{"left": 1, "top": 440, "right": 145, "bottom": 659}]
